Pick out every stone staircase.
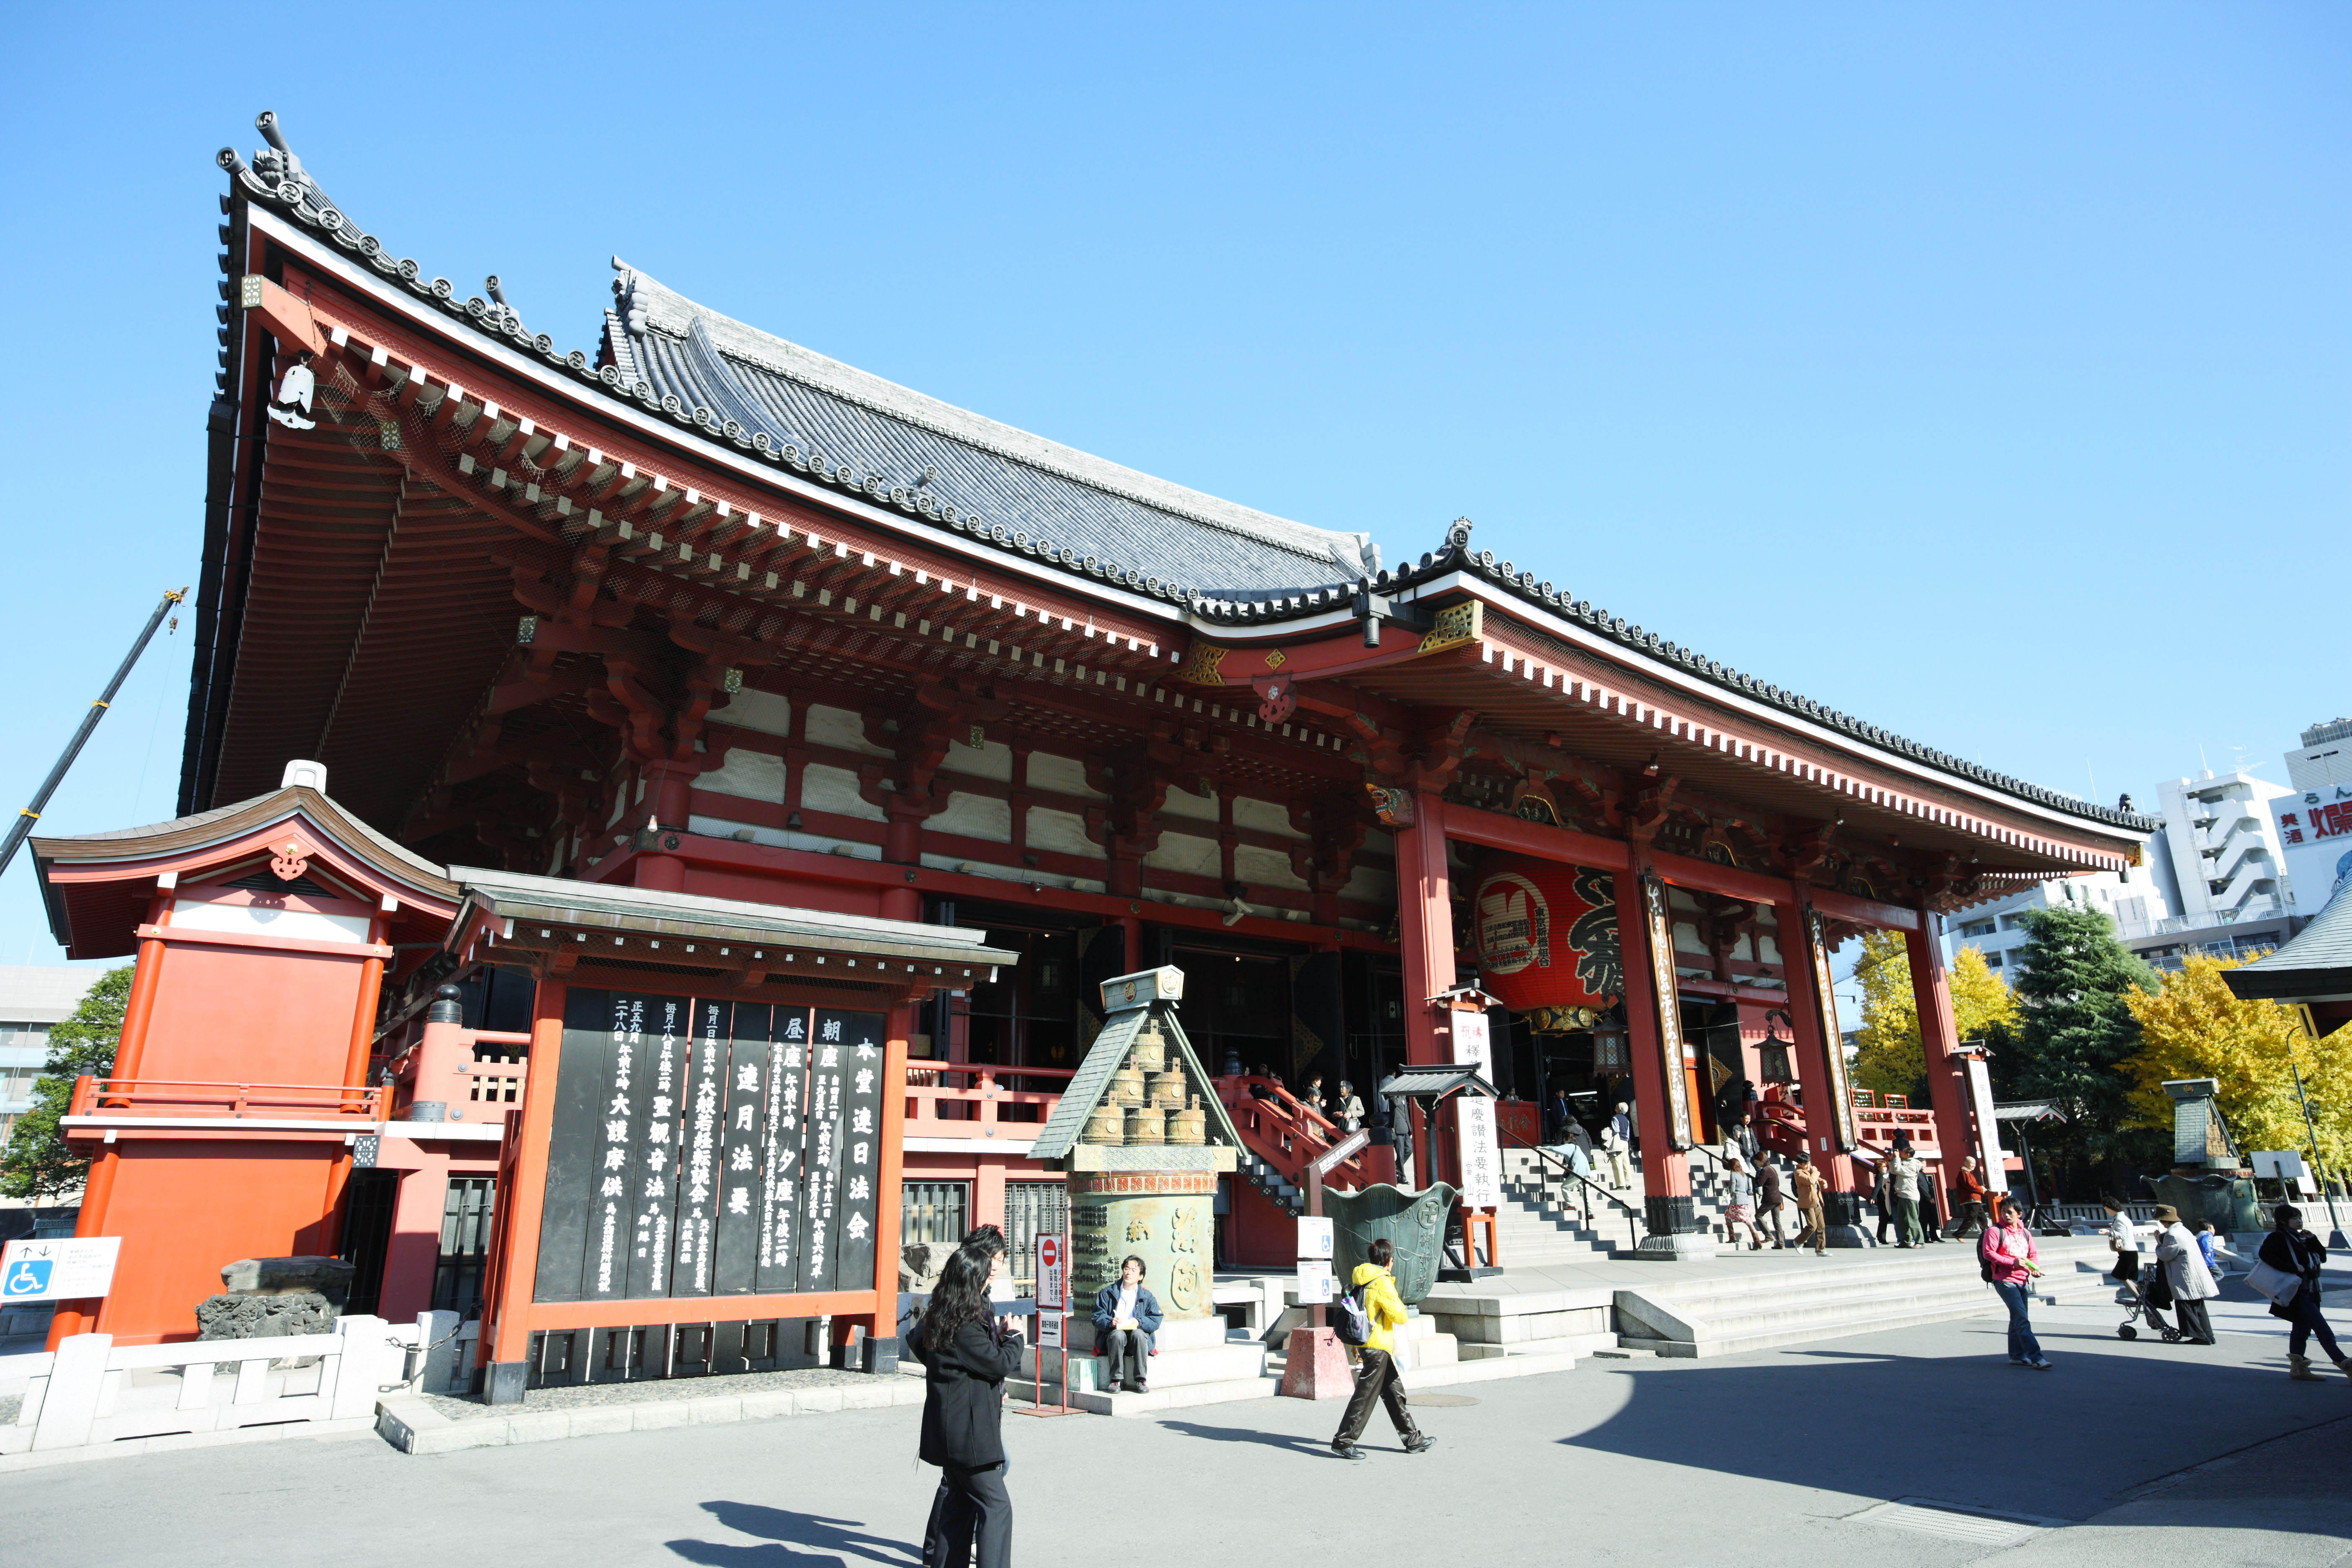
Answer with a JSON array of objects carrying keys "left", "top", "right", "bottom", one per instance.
[
  {"left": 1496, "top": 1149, "right": 1632, "bottom": 1264},
  {"left": 1612, "top": 1235, "right": 2117, "bottom": 1357},
  {"left": 1238, "top": 1149, "right": 1304, "bottom": 1218}
]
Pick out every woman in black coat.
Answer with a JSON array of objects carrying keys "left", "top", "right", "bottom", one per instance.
[
  {"left": 909, "top": 1235, "right": 1024, "bottom": 1568},
  {"left": 2262, "top": 1204, "right": 2347, "bottom": 1383}
]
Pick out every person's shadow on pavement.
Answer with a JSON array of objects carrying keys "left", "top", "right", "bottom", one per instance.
[
  {"left": 666, "top": 1500, "right": 919, "bottom": 1566},
  {"left": 1160, "top": 1418, "right": 1336, "bottom": 1456}
]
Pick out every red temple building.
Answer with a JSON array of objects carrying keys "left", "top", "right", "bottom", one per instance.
[{"left": 29, "top": 113, "right": 2151, "bottom": 1394}]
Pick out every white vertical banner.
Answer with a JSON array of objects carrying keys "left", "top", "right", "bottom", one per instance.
[
  {"left": 1457, "top": 1096, "right": 1503, "bottom": 1209},
  {"left": 1963, "top": 1055, "right": 2006, "bottom": 1172},
  {"left": 1451, "top": 1008, "right": 1495, "bottom": 1082}
]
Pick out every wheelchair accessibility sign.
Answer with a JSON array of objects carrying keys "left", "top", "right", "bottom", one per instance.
[{"left": 0, "top": 1237, "right": 121, "bottom": 1303}]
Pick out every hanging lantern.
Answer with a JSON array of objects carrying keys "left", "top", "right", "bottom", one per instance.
[{"left": 1470, "top": 855, "right": 1623, "bottom": 1018}]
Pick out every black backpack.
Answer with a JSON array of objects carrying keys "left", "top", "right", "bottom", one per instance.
[{"left": 1332, "top": 1279, "right": 1372, "bottom": 1346}]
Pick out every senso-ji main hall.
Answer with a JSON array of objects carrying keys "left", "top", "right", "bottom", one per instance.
[{"left": 28, "top": 113, "right": 2151, "bottom": 1397}]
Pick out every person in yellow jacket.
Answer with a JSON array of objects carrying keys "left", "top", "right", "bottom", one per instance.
[{"left": 1332, "top": 1237, "right": 1436, "bottom": 1460}]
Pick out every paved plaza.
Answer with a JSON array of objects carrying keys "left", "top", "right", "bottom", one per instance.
[{"left": 13, "top": 1268, "right": 2351, "bottom": 1568}]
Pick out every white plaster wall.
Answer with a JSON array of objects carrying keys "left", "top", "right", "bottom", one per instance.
[
  {"left": 170, "top": 899, "right": 370, "bottom": 944},
  {"left": 1027, "top": 752, "right": 1101, "bottom": 798},
  {"left": 718, "top": 688, "right": 794, "bottom": 738},
  {"left": 1235, "top": 842, "right": 1309, "bottom": 891},
  {"left": 1146, "top": 831, "right": 1221, "bottom": 878},
  {"left": 1027, "top": 807, "right": 1101, "bottom": 858},
  {"left": 931, "top": 793, "right": 1014, "bottom": 843},
  {"left": 805, "top": 704, "right": 891, "bottom": 758},
  {"left": 700, "top": 748, "right": 785, "bottom": 803},
  {"left": 1161, "top": 785, "right": 1218, "bottom": 824},
  {"left": 1232, "top": 797, "right": 1300, "bottom": 838},
  {"left": 800, "top": 763, "right": 886, "bottom": 822},
  {"left": 939, "top": 738, "right": 1014, "bottom": 782}
]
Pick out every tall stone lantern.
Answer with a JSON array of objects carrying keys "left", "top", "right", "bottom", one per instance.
[{"left": 1029, "top": 967, "right": 1245, "bottom": 1320}]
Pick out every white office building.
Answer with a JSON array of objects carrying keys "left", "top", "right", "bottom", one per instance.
[
  {"left": 2275, "top": 718, "right": 2352, "bottom": 910},
  {"left": 0, "top": 966, "right": 104, "bottom": 1167}
]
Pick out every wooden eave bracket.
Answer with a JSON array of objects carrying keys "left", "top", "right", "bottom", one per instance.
[{"left": 240, "top": 274, "right": 327, "bottom": 358}]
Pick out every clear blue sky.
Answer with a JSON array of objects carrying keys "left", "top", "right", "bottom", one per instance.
[{"left": 2, "top": 5, "right": 2345, "bottom": 967}]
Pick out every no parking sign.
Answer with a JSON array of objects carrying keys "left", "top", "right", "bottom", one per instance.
[{"left": 1036, "top": 1235, "right": 1066, "bottom": 1311}]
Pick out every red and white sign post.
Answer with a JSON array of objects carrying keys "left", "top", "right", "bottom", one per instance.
[{"left": 1017, "top": 1234, "right": 1078, "bottom": 1418}]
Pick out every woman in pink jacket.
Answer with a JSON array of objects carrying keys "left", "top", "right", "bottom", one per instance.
[{"left": 1981, "top": 1197, "right": 2053, "bottom": 1369}]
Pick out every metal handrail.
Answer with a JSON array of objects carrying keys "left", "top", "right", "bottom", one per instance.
[{"left": 1516, "top": 1142, "right": 1645, "bottom": 1253}]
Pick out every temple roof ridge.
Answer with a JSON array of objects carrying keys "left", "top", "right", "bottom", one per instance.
[
  {"left": 216, "top": 111, "right": 2155, "bottom": 839},
  {"left": 609, "top": 258, "right": 1379, "bottom": 580}
]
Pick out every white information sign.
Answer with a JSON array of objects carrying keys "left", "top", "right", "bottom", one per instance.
[
  {"left": 1037, "top": 1310, "right": 1065, "bottom": 1349},
  {"left": 1451, "top": 1008, "right": 1495, "bottom": 1082},
  {"left": 1295, "top": 1258, "right": 1334, "bottom": 1304},
  {"left": 1295, "top": 1216, "right": 1333, "bottom": 1260},
  {"left": 0, "top": 1237, "right": 121, "bottom": 1304},
  {"left": 1035, "top": 1234, "right": 1066, "bottom": 1311},
  {"left": 1456, "top": 1096, "right": 1503, "bottom": 1209}
]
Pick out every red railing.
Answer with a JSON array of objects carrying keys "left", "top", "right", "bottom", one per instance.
[
  {"left": 70, "top": 1076, "right": 386, "bottom": 1119},
  {"left": 1214, "top": 1075, "right": 1369, "bottom": 1189},
  {"left": 902, "top": 1064, "right": 1073, "bottom": 1138}
]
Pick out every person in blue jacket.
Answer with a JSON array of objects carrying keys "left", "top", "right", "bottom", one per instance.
[{"left": 1091, "top": 1253, "right": 1164, "bottom": 1394}]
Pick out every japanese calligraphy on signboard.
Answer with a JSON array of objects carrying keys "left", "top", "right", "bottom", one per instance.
[
  {"left": 1640, "top": 877, "right": 1696, "bottom": 1151},
  {"left": 1803, "top": 909, "right": 1859, "bottom": 1153},
  {"left": 533, "top": 989, "right": 887, "bottom": 1304},
  {"left": 1448, "top": 1007, "right": 1504, "bottom": 1207}
]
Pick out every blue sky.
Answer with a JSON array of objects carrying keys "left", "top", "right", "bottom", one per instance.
[{"left": 1, "top": 4, "right": 2345, "bottom": 967}]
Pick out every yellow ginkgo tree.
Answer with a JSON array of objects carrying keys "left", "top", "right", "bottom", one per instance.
[
  {"left": 2122, "top": 954, "right": 2352, "bottom": 1173},
  {"left": 1849, "top": 929, "right": 2019, "bottom": 1104}
]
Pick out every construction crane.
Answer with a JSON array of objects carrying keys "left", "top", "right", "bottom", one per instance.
[{"left": 0, "top": 587, "right": 188, "bottom": 880}]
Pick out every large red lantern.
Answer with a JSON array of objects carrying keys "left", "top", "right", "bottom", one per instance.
[{"left": 1471, "top": 855, "right": 1622, "bottom": 1018}]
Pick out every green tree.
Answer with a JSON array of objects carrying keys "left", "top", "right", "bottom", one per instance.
[
  {"left": 0, "top": 967, "right": 134, "bottom": 1202},
  {"left": 2008, "top": 905, "right": 2158, "bottom": 1197}
]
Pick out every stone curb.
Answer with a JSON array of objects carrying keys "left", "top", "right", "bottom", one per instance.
[
  {"left": 0, "top": 1416, "right": 379, "bottom": 1472},
  {"left": 373, "top": 1378, "right": 923, "bottom": 1455}
]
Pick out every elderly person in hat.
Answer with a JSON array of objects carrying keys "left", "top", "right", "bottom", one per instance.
[
  {"left": 2153, "top": 1204, "right": 2220, "bottom": 1345},
  {"left": 1600, "top": 1102, "right": 1634, "bottom": 1189}
]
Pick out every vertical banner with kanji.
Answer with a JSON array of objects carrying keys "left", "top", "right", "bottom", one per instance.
[
  {"left": 672, "top": 1000, "right": 729, "bottom": 1296},
  {"left": 626, "top": 996, "right": 686, "bottom": 1299},
  {"left": 756, "top": 1009, "right": 810, "bottom": 1295},
  {"left": 712, "top": 1004, "right": 772, "bottom": 1294},
  {"left": 1640, "top": 877, "right": 1696, "bottom": 1151},
  {"left": 829, "top": 1010, "right": 886, "bottom": 1299}
]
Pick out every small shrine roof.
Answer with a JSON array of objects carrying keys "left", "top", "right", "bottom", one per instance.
[
  {"left": 2223, "top": 882, "right": 2352, "bottom": 1004},
  {"left": 449, "top": 867, "right": 1019, "bottom": 972}
]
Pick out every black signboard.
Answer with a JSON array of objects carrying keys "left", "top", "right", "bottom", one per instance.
[
  {"left": 626, "top": 996, "right": 687, "bottom": 1300},
  {"left": 754, "top": 1009, "right": 810, "bottom": 1295},
  {"left": 830, "top": 1010, "right": 886, "bottom": 1301},
  {"left": 713, "top": 1003, "right": 771, "bottom": 1294},
  {"left": 672, "top": 1000, "right": 726, "bottom": 1297},
  {"left": 534, "top": 992, "right": 888, "bottom": 1308}
]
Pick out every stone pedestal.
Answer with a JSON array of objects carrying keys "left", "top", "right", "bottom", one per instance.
[{"left": 1278, "top": 1326, "right": 1353, "bottom": 1400}]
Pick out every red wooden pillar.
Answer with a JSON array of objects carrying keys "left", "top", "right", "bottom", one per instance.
[
  {"left": 634, "top": 767, "right": 694, "bottom": 892},
  {"left": 1616, "top": 872, "right": 1703, "bottom": 1253},
  {"left": 1904, "top": 915, "right": 1976, "bottom": 1199},
  {"left": 482, "top": 977, "right": 569, "bottom": 1400},
  {"left": 1779, "top": 887, "right": 1864, "bottom": 1244},
  {"left": 1395, "top": 794, "right": 1456, "bottom": 1066},
  {"left": 1393, "top": 794, "right": 1456, "bottom": 1188}
]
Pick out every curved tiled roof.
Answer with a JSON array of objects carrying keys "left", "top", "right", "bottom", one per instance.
[{"left": 215, "top": 112, "right": 2153, "bottom": 838}]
